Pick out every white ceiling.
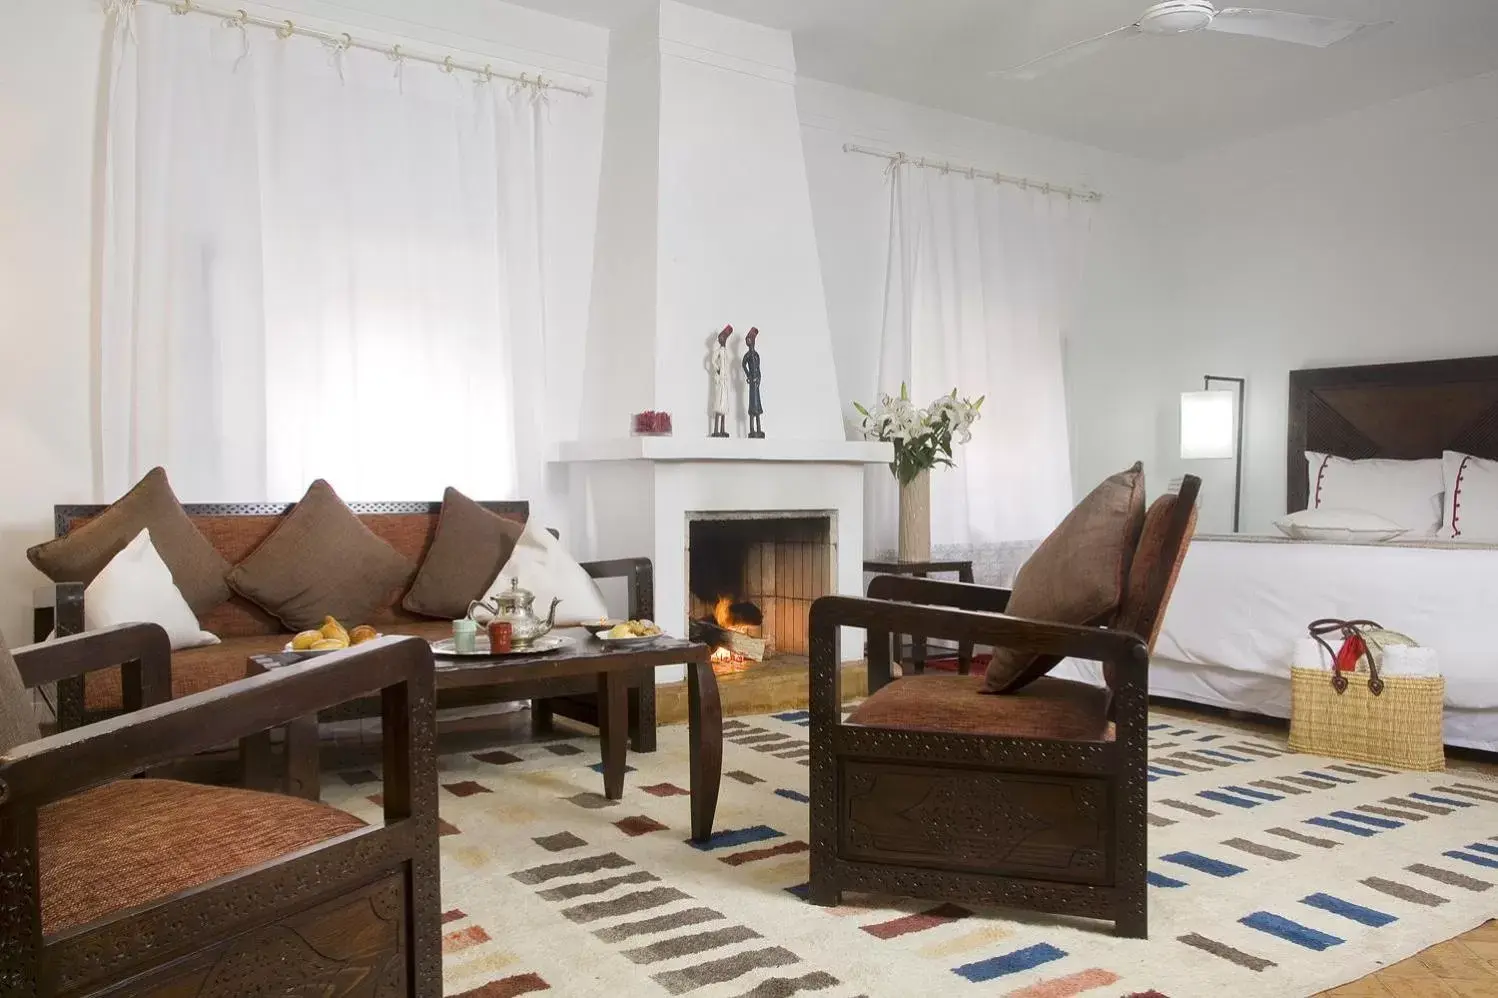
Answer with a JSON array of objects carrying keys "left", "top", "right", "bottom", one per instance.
[{"left": 512, "top": 0, "right": 1498, "bottom": 159}]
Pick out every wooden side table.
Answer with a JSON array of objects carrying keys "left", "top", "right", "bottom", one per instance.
[{"left": 863, "top": 559, "right": 976, "bottom": 675}]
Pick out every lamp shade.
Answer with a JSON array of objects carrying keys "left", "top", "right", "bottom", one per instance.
[{"left": 1180, "top": 390, "right": 1236, "bottom": 460}]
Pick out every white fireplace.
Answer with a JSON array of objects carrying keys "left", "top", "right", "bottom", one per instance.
[{"left": 556, "top": 2, "right": 891, "bottom": 680}]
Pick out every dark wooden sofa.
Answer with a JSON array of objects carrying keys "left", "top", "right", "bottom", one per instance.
[
  {"left": 33, "top": 500, "right": 656, "bottom": 752},
  {"left": 0, "top": 624, "right": 441, "bottom": 996}
]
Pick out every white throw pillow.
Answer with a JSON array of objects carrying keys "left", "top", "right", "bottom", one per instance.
[
  {"left": 1306, "top": 452, "right": 1444, "bottom": 535},
  {"left": 1273, "top": 507, "right": 1407, "bottom": 543},
  {"left": 1443, "top": 450, "right": 1498, "bottom": 541},
  {"left": 479, "top": 519, "right": 609, "bottom": 626},
  {"left": 85, "top": 529, "right": 220, "bottom": 651}
]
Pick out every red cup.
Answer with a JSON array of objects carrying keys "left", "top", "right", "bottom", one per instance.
[{"left": 488, "top": 620, "right": 513, "bottom": 653}]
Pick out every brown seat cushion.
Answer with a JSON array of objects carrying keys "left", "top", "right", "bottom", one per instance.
[
  {"left": 227, "top": 480, "right": 416, "bottom": 633},
  {"left": 83, "top": 634, "right": 290, "bottom": 713},
  {"left": 39, "top": 779, "right": 364, "bottom": 936},
  {"left": 403, "top": 487, "right": 523, "bottom": 620},
  {"left": 28, "top": 468, "right": 231, "bottom": 615},
  {"left": 984, "top": 462, "right": 1146, "bottom": 694},
  {"left": 849, "top": 674, "right": 1113, "bottom": 741}
]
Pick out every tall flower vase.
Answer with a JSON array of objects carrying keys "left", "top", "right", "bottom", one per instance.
[{"left": 897, "top": 469, "right": 932, "bottom": 563}]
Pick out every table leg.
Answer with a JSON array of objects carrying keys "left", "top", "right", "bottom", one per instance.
[
  {"left": 285, "top": 715, "right": 321, "bottom": 801},
  {"left": 958, "top": 564, "right": 975, "bottom": 675},
  {"left": 531, "top": 698, "right": 555, "bottom": 735},
  {"left": 687, "top": 657, "right": 723, "bottom": 843},
  {"left": 598, "top": 672, "right": 628, "bottom": 800},
  {"left": 240, "top": 731, "right": 274, "bottom": 791}
]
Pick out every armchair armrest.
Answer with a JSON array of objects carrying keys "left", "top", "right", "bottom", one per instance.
[
  {"left": 867, "top": 574, "right": 1011, "bottom": 612},
  {"left": 11, "top": 624, "right": 172, "bottom": 715},
  {"left": 582, "top": 557, "right": 654, "bottom": 620},
  {"left": 0, "top": 636, "right": 434, "bottom": 809},
  {"left": 808, "top": 596, "right": 1148, "bottom": 732}
]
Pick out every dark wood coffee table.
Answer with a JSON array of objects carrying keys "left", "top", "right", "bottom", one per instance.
[{"left": 247, "top": 631, "right": 723, "bottom": 841}]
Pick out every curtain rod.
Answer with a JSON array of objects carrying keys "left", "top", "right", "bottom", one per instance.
[
  {"left": 127, "top": 0, "right": 594, "bottom": 97},
  {"left": 843, "top": 143, "right": 1103, "bottom": 202}
]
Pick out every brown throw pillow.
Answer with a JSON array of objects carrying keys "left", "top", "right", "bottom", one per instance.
[
  {"left": 227, "top": 480, "right": 415, "bottom": 632},
  {"left": 27, "top": 467, "right": 231, "bottom": 615},
  {"left": 983, "top": 462, "right": 1147, "bottom": 694},
  {"left": 403, "top": 487, "right": 523, "bottom": 620},
  {"left": 0, "top": 635, "right": 40, "bottom": 754}
]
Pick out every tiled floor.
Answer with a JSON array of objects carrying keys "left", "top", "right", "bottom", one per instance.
[{"left": 1320, "top": 920, "right": 1498, "bottom": 997}]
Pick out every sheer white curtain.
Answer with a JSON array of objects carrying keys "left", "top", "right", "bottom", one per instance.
[
  {"left": 869, "top": 163, "right": 1094, "bottom": 584},
  {"left": 98, "top": 4, "right": 552, "bottom": 503}
]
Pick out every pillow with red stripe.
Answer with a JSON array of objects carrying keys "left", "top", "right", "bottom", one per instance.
[
  {"left": 1443, "top": 450, "right": 1498, "bottom": 541},
  {"left": 1305, "top": 452, "right": 1444, "bottom": 536}
]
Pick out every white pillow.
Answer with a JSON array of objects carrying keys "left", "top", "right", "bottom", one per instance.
[
  {"left": 478, "top": 519, "right": 609, "bottom": 626},
  {"left": 86, "top": 529, "right": 220, "bottom": 651},
  {"left": 1274, "top": 507, "right": 1407, "bottom": 543},
  {"left": 1306, "top": 452, "right": 1444, "bottom": 535},
  {"left": 1444, "top": 450, "right": 1498, "bottom": 540}
]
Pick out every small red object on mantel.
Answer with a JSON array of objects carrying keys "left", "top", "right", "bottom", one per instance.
[
  {"left": 488, "top": 620, "right": 513, "bottom": 654},
  {"left": 632, "top": 411, "right": 674, "bottom": 436}
]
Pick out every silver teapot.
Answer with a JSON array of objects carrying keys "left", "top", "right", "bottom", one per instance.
[{"left": 468, "top": 578, "right": 561, "bottom": 648}]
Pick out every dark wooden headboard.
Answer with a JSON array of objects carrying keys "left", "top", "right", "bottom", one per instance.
[{"left": 1287, "top": 355, "right": 1498, "bottom": 512}]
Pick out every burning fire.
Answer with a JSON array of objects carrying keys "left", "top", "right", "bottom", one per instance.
[{"left": 710, "top": 595, "right": 758, "bottom": 673}]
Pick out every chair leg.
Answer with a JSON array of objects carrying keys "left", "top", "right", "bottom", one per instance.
[
  {"left": 1114, "top": 898, "right": 1148, "bottom": 939},
  {"left": 807, "top": 856, "right": 841, "bottom": 907}
]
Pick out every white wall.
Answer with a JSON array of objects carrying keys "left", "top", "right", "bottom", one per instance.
[
  {"left": 1068, "top": 71, "right": 1498, "bottom": 534},
  {"left": 0, "top": 0, "right": 608, "bottom": 645},
  {"left": 796, "top": 79, "right": 1165, "bottom": 485}
]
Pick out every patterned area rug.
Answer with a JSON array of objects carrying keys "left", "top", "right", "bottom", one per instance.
[{"left": 322, "top": 712, "right": 1498, "bottom": 997}]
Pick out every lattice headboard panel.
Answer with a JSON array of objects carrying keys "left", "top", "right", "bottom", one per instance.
[{"left": 1287, "top": 355, "right": 1498, "bottom": 512}]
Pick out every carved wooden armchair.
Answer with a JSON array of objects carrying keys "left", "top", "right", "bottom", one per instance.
[
  {"left": 808, "top": 476, "right": 1199, "bottom": 938},
  {"left": 0, "top": 624, "right": 441, "bottom": 997}
]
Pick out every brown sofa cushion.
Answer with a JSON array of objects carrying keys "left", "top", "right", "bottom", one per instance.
[
  {"left": 403, "top": 487, "right": 523, "bottom": 620},
  {"left": 227, "top": 481, "right": 415, "bottom": 632},
  {"left": 39, "top": 779, "right": 364, "bottom": 935},
  {"left": 0, "top": 636, "right": 39, "bottom": 753},
  {"left": 27, "top": 467, "right": 231, "bottom": 615},
  {"left": 849, "top": 674, "right": 1112, "bottom": 741},
  {"left": 83, "top": 633, "right": 289, "bottom": 714},
  {"left": 984, "top": 462, "right": 1146, "bottom": 694}
]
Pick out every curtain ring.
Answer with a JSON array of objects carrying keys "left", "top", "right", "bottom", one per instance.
[
  {"left": 388, "top": 43, "right": 403, "bottom": 61},
  {"left": 442, "top": 55, "right": 455, "bottom": 74},
  {"left": 234, "top": 8, "right": 248, "bottom": 26},
  {"left": 171, "top": 0, "right": 193, "bottom": 14},
  {"left": 276, "top": 19, "right": 294, "bottom": 39},
  {"left": 481, "top": 64, "right": 494, "bottom": 84}
]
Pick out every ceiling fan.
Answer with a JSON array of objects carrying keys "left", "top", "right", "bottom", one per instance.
[{"left": 994, "top": 1, "right": 1391, "bottom": 81}]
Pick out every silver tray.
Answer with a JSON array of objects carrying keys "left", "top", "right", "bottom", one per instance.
[{"left": 430, "top": 635, "right": 574, "bottom": 657}]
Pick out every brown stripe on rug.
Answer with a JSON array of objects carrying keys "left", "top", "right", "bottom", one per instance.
[
  {"left": 652, "top": 947, "right": 802, "bottom": 996},
  {"left": 595, "top": 907, "right": 726, "bottom": 943},
  {"left": 1250, "top": 780, "right": 1307, "bottom": 796},
  {"left": 1160, "top": 799, "right": 1219, "bottom": 818},
  {"left": 1357, "top": 804, "right": 1428, "bottom": 822},
  {"left": 513, "top": 852, "right": 633, "bottom": 885},
  {"left": 536, "top": 870, "right": 658, "bottom": 901},
  {"left": 1361, "top": 877, "right": 1448, "bottom": 907},
  {"left": 453, "top": 972, "right": 551, "bottom": 997},
  {"left": 1264, "top": 827, "right": 1339, "bottom": 849},
  {"left": 622, "top": 925, "right": 763, "bottom": 964},
  {"left": 1407, "top": 864, "right": 1492, "bottom": 892},
  {"left": 1177, "top": 933, "right": 1275, "bottom": 971},
  {"left": 730, "top": 971, "right": 842, "bottom": 997},
  {"left": 563, "top": 887, "right": 692, "bottom": 923},
  {"left": 721, "top": 841, "right": 810, "bottom": 867},
  {"left": 1221, "top": 838, "right": 1298, "bottom": 862}
]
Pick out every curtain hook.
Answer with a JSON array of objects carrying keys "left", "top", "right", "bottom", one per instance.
[{"left": 276, "top": 19, "right": 294, "bottom": 39}]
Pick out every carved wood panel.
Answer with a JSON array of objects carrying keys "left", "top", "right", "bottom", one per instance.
[
  {"left": 839, "top": 761, "right": 1109, "bottom": 884},
  {"left": 100, "top": 876, "right": 406, "bottom": 998}
]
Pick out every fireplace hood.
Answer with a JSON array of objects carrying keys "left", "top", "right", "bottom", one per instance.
[{"left": 568, "top": 0, "right": 855, "bottom": 450}]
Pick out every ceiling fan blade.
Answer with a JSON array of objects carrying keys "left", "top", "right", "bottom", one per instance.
[
  {"left": 992, "top": 24, "right": 1142, "bottom": 81},
  {"left": 1208, "top": 7, "right": 1391, "bottom": 47}
]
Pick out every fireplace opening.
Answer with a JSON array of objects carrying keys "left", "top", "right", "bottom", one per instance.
[{"left": 686, "top": 512, "right": 835, "bottom": 674}]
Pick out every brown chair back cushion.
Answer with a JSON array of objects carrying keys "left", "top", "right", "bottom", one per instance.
[
  {"left": 1105, "top": 490, "right": 1199, "bottom": 690},
  {"left": 0, "top": 636, "right": 39, "bottom": 754},
  {"left": 984, "top": 462, "right": 1146, "bottom": 694}
]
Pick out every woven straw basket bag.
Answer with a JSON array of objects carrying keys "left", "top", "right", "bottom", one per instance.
[{"left": 1288, "top": 618, "right": 1445, "bottom": 771}]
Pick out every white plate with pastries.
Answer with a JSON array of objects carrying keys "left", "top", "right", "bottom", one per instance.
[{"left": 591, "top": 619, "right": 666, "bottom": 648}]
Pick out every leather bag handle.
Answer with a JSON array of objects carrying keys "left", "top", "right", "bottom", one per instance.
[{"left": 1308, "top": 618, "right": 1385, "bottom": 697}]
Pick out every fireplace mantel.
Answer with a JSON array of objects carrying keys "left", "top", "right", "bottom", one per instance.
[{"left": 555, "top": 438, "right": 892, "bottom": 465}]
